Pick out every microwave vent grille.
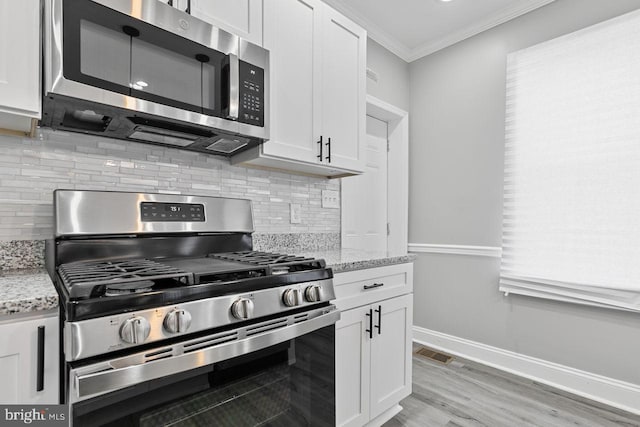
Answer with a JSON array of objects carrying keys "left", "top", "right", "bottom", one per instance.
[{"left": 206, "top": 136, "right": 249, "bottom": 154}]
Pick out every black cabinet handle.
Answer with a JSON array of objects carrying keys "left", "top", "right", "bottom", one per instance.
[
  {"left": 167, "top": 0, "right": 173, "bottom": 6},
  {"left": 36, "top": 326, "right": 45, "bottom": 392},
  {"left": 326, "top": 137, "right": 331, "bottom": 163},
  {"left": 363, "top": 282, "right": 384, "bottom": 290},
  {"left": 365, "top": 309, "right": 373, "bottom": 339},
  {"left": 185, "top": 0, "right": 191, "bottom": 14},
  {"left": 317, "top": 136, "right": 323, "bottom": 161},
  {"left": 375, "top": 305, "right": 382, "bottom": 335}
]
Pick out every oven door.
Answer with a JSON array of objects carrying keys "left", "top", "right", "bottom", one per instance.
[{"left": 67, "top": 306, "right": 338, "bottom": 427}]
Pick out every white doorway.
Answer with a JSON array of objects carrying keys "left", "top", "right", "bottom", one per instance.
[
  {"left": 342, "top": 116, "right": 389, "bottom": 251},
  {"left": 341, "top": 95, "right": 409, "bottom": 254}
]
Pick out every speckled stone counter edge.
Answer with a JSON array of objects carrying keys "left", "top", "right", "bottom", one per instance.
[
  {"left": 329, "top": 254, "right": 417, "bottom": 274},
  {"left": 0, "top": 295, "right": 59, "bottom": 317},
  {"left": 0, "top": 270, "right": 58, "bottom": 317}
]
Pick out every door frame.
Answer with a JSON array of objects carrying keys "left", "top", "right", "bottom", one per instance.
[{"left": 341, "top": 95, "right": 409, "bottom": 254}]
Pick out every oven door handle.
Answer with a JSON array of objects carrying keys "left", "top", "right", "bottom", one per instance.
[{"left": 71, "top": 307, "right": 339, "bottom": 402}]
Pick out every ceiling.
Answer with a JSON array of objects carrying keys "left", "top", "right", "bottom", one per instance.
[{"left": 322, "top": 0, "right": 556, "bottom": 62}]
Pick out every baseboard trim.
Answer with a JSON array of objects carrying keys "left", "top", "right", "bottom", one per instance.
[
  {"left": 413, "top": 326, "right": 640, "bottom": 416},
  {"left": 408, "top": 243, "right": 502, "bottom": 258}
]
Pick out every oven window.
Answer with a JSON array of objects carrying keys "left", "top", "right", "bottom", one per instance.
[
  {"left": 72, "top": 326, "right": 335, "bottom": 427},
  {"left": 62, "top": 0, "right": 226, "bottom": 117}
]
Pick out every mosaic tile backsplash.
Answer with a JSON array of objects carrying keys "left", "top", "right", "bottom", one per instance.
[{"left": 0, "top": 129, "right": 341, "bottom": 241}]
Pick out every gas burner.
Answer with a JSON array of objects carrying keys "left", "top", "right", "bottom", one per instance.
[{"left": 104, "top": 280, "right": 154, "bottom": 296}]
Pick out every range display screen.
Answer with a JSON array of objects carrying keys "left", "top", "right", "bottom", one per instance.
[{"left": 140, "top": 202, "right": 205, "bottom": 222}]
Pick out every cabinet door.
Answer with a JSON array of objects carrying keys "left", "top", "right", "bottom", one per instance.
[
  {"left": 0, "top": 314, "right": 59, "bottom": 404},
  {"left": 369, "top": 294, "right": 413, "bottom": 419},
  {"left": 190, "top": 0, "right": 263, "bottom": 45},
  {"left": 0, "top": 0, "right": 41, "bottom": 132},
  {"left": 261, "top": 0, "right": 322, "bottom": 163},
  {"left": 320, "top": 6, "right": 366, "bottom": 172},
  {"left": 335, "top": 305, "right": 371, "bottom": 427}
]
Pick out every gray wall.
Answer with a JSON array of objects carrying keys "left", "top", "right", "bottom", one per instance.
[
  {"left": 366, "top": 39, "right": 410, "bottom": 111},
  {"left": 409, "top": 0, "right": 640, "bottom": 385}
]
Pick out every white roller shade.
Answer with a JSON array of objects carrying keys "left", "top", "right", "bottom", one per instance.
[{"left": 500, "top": 8, "right": 640, "bottom": 312}]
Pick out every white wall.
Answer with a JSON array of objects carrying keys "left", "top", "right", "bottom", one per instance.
[{"left": 409, "top": 0, "right": 640, "bottom": 386}]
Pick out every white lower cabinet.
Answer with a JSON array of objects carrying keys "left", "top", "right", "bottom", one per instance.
[
  {"left": 0, "top": 312, "right": 59, "bottom": 404},
  {"left": 334, "top": 264, "right": 413, "bottom": 427},
  {"left": 336, "top": 305, "right": 371, "bottom": 427}
]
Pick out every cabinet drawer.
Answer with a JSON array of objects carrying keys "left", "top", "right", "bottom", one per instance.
[{"left": 332, "top": 263, "right": 413, "bottom": 311}]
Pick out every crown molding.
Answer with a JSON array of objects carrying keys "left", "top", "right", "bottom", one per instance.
[
  {"left": 406, "top": 0, "right": 557, "bottom": 61},
  {"left": 322, "top": 0, "right": 556, "bottom": 63},
  {"left": 321, "top": 0, "right": 413, "bottom": 61}
]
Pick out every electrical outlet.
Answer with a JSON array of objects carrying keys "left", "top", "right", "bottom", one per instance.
[
  {"left": 322, "top": 190, "right": 340, "bottom": 209},
  {"left": 290, "top": 203, "right": 301, "bottom": 224}
]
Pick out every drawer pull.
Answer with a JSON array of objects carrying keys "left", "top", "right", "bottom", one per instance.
[{"left": 363, "top": 282, "right": 384, "bottom": 290}]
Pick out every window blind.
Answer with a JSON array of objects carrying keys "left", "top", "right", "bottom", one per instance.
[{"left": 500, "top": 9, "right": 640, "bottom": 312}]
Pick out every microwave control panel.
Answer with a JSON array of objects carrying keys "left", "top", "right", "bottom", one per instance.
[{"left": 238, "top": 61, "right": 264, "bottom": 127}]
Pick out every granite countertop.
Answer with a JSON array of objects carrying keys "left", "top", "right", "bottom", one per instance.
[
  {"left": 298, "top": 248, "right": 416, "bottom": 273},
  {"left": 0, "top": 250, "right": 414, "bottom": 316},
  {"left": 0, "top": 269, "right": 58, "bottom": 317}
]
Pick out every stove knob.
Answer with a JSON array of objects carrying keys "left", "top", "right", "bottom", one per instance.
[
  {"left": 231, "top": 298, "right": 254, "bottom": 320},
  {"left": 304, "top": 285, "right": 323, "bottom": 302},
  {"left": 282, "top": 288, "right": 302, "bottom": 307},
  {"left": 119, "top": 316, "right": 151, "bottom": 344},
  {"left": 163, "top": 309, "right": 192, "bottom": 334}
]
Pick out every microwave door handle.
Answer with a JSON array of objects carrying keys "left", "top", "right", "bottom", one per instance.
[{"left": 227, "top": 54, "right": 240, "bottom": 120}]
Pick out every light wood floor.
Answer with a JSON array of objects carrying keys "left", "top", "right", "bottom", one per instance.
[{"left": 384, "top": 346, "right": 640, "bottom": 427}]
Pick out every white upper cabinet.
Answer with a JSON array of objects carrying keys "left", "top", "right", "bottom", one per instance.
[
  {"left": 320, "top": 6, "right": 366, "bottom": 171},
  {"left": 190, "top": 0, "right": 263, "bottom": 45},
  {"left": 258, "top": 0, "right": 322, "bottom": 163},
  {"left": 0, "top": 0, "right": 41, "bottom": 135},
  {"left": 232, "top": 0, "right": 366, "bottom": 178}
]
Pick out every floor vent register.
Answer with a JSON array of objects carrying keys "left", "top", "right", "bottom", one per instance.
[{"left": 415, "top": 346, "right": 454, "bottom": 365}]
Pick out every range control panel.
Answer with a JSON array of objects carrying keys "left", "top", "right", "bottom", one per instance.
[
  {"left": 238, "top": 60, "right": 264, "bottom": 127},
  {"left": 140, "top": 202, "right": 205, "bottom": 222}
]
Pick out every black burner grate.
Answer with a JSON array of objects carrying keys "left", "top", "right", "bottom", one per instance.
[
  {"left": 58, "top": 259, "right": 193, "bottom": 298},
  {"left": 210, "top": 251, "right": 326, "bottom": 274}
]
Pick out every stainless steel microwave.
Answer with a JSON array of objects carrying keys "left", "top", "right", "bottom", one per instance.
[{"left": 42, "top": 0, "right": 269, "bottom": 156}]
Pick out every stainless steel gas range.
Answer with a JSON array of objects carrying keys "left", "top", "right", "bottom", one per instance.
[{"left": 45, "top": 190, "right": 338, "bottom": 427}]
